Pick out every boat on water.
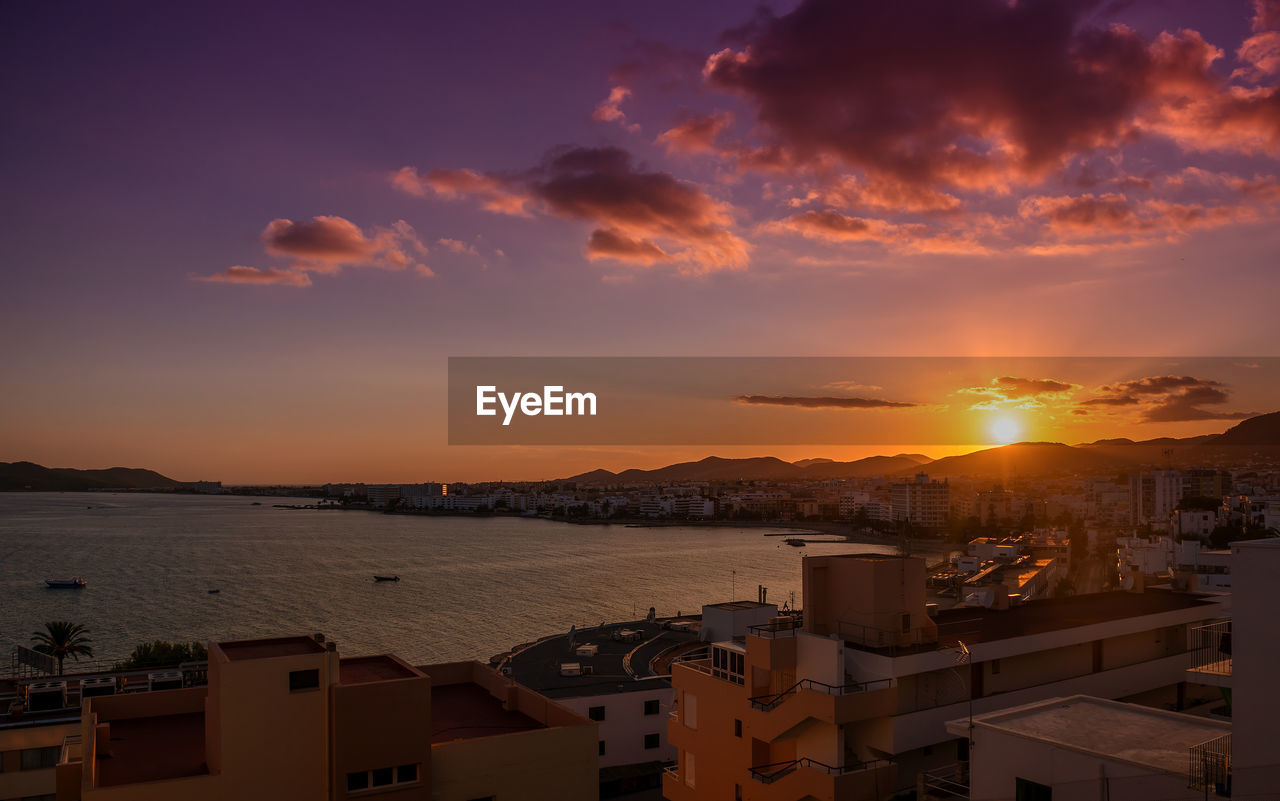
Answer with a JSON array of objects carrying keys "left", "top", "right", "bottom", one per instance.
[
  {"left": 45, "top": 577, "right": 87, "bottom": 588},
  {"left": 373, "top": 575, "right": 400, "bottom": 582},
  {"left": 784, "top": 538, "right": 806, "bottom": 547},
  {"left": 208, "top": 589, "right": 221, "bottom": 594}
]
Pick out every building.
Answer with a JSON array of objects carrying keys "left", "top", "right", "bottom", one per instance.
[
  {"left": 954, "top": 536, "right": 1280, "bottom": 800},
  {"left": 948, "top": 695, "right": 1231, "bottom": 800},
  {"left": 366, "top": 484, "right": 401, "bottom": 509},
  {"left": 1, "top": 634, "right": 598, "bottom": 801},
  {"left": 891, "top": 473, "right": 949, "bottom": 531},
  {"left": 503, "top": 619, "right": 702, "bottom": 795},
  {"left": 663, "top": 554, "right": 1224, "bottom": 800}
]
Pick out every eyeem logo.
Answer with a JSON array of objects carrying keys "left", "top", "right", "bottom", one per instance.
[{"left": 476, "top": 385, "right": 597, "bottom": 426}]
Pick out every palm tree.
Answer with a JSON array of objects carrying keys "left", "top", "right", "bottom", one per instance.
[{"left": 31, "top": 621, "right": 94, "bottom": 675}]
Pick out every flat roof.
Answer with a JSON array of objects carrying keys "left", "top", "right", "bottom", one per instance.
[
  {"left": 706, "top": 601, "right": 773, "bottom": 610},
  {"left": 504, "top": 620, "right": 694, "bottom": 699},
  {"left": 96, "top": 712, "right": 207, "bottom": 787},
  {"left": 930, "top": 589, "right": 1216, "bottom": 646},
  {"left": 430, "top": 682, "right": 544, "bottom": 744},
  {"left": 339, "top": 655, "right": 420, "bottom": 685},
  {"left": 963, "top": 695, "right": 1229, "bottom": 775},
  {"left": 218, "top": 636, "right": 327, "bottom": 661}
]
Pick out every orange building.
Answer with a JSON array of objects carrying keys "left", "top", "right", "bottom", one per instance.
[
  {"left": 664, "top": 554, "right": 1222, "bottom": 800},
  {"left": 49, "top": 634, "right": 597, "bottom": 801}
]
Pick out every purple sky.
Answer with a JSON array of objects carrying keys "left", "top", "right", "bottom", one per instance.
[{"left": 2, "top": 0, "right": 1279, "bottom": 482}]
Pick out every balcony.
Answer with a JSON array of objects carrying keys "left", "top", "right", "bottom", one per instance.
[
  {"left": 1187, "top": 620, "right": 1232, "bottom": 687},
  {"left": 745, "top": 678, "right": 897, "bottom": 742},
  {"left": 748, "top": 618, "right": 802, "bottom": 638},
  {"left": 749, "top": 757, "right": 897, "bottom": 800},
  {"left": 1188, "top": 732, "right": 1230, "bottom": 797}
]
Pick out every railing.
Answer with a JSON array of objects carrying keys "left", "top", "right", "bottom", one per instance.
[
  {"left": 921, "top": 762, "right": 970, "bottom": 799},
  {"left": 749, "top": 757, "right": 892, "bottom": 784},
  {"left": 748, "top": 677, "right": 894, "bottom": 712},
  {"left": 670, "top": 657, "right": 713, "bottom": 676},
  {"left": 1188, "top": 733, "right": 1230, "bottom": 796},
  {"left": 747, "top": 618, "right": 802, "bottom": 638},
  {"left": 60, "top": 733, "right": 83, "bottom": 766},
  {"left": 1189, "top": 620, "right": 1232, "bottom": 677},
  {"left": 836, "top": 621, "right": 940, "bottom": 652}
]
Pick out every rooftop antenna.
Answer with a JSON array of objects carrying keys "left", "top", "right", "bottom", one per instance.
[{"left": 731, "top": 570, "right": 736, "bottom": 601}]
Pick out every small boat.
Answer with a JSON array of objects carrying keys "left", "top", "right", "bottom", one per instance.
[
  {"left": 208, "top": 589, "right": 221, "bottom": 594},
  {"left": 45, "top": 577, "right": 87, "bottom": 588},
  {"left": 784, "top": 538, "right": 806, "bottom": 547},
  {"left": 373, "top": 575, "right": 400, "bottom": 582}
]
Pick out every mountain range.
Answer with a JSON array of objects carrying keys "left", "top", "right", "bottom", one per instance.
[
  {"left": 0, "top": 461, "right": 180, "bottom": 492},
  {"left": 561, "top": 411, "right": 1280, "bottom": 483}
]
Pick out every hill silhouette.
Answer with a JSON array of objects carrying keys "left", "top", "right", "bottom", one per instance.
[{"left": 0, "top": 461, "right": 180, "bottom": 491}]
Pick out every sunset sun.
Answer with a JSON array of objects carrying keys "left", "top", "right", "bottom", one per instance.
[{"left": 990, "top": 415, "right": 1023, "bottom": 444}]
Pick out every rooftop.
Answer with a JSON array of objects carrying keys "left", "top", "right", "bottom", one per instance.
[
  {"left": 218, "top": 635, "right": 328, "bottom": 661},
  {"left": 429, "top": 682, "right": 544, "bottom": 744},
  {"left": 929, "top": 589, "right": 1216, "bottom": 646},
  {"left": 96, "top": 712, "right": 207, "bottom": 787},
  {"left": 706, "top": 601, "right": 772, "bottom": 610},
  {"left": 504, "top": 619, "right": 697, "bottom": 698},
  {"left": 960, "top": 695, "right": 1230, "bottom": 775},
  {"left": 339, "top": 655, "right": 421, "bottom": 685}
]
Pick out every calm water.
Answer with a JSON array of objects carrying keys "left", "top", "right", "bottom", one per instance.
[{"left": 0, "top": 493, "right": 893, "bottom": 666}]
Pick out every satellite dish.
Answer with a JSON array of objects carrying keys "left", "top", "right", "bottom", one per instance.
[{"left": 1121, "top": 574, "right": 1135, "bottom": 591}]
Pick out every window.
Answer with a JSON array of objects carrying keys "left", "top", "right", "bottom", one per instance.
[
  {"left": 734, "top": 719, "right": 742, "bottom": 738},
  {"left": 711, "top": 646, "right": 745, "bottom": 685},
  {"left": 288, "top": 668, "right": 319, "bottom": 691},
  {"left": 901, "top": 612, "right": 911, "bottom": 633},
  {"left": 1016, "top": 777, "right": 1052, "bottom": 801},
  {"left": 346, "top": 764, "right": 420, "bottom": 794},
  {"left": 643, "top": 698, "right": 660, "bottom": 715},
  {"left": 683, "top": 693, "right": 697, "bottom": 729},
  {"left": 735, "top": 784, "right": 743, "bottom": 801},
  {"left": 21, "top": 746, "right": 60, "bottom": 771},
  {"left": 644, "top": 733, "right": 660, "bottom": 749},
  {"left": 598, "top": 740, "right": 606, "bottom": 756},
  {"left": 684, "top": 752, "right": 696, "bottom": 788},
  {"left": 588, "top": 705, "right": 606, "bottom": 721},
  {"left": 991, "top": 658, "right": 1001, "bottom": 675}
]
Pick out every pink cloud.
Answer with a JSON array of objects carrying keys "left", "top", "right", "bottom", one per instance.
[{"left": 191, "top": 266, "right": 312, "bottom": 287}]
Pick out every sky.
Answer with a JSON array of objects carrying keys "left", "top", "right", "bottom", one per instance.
[{"left": 2, "top": 0, "right": 1279, "bottom": 483}]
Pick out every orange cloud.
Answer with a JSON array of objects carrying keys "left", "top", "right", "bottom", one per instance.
[
  {"left": 392, "top": 166, "right": 533, "bottom": 216},
  {"left": 192, "top": 266, "right": 312, "bottom": 287},
  {"left": 656, "top": 112, "right": 733, "bottom": 155}
]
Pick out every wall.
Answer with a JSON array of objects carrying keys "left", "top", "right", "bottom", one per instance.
[
  {"left": 967, "top": 727, "right": 1201, "bottom": 801},
  {"left": 1229, "top": 539, "right": 1280, "bottom": 796},
  {"left": 330, "top": 667, "right": 431, "bottom": 801},
  {"left": 0, "top": 721, "right": 78, "bottom": 801},
  {"left": 430, "top": 724, "right": 598, "bottom": 801},
  {"left": 557, "top": 686, "right": 674, "bottom": 768}
]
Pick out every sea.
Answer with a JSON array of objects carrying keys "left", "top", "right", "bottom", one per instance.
[{"left": 0, "top": 492, "right": 894, "bottom": 667}]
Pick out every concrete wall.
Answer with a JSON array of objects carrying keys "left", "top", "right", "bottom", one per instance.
[
  {"left": 0, "top": 721, "right": 78, "bottom": 801},
  {"left": 557, "top": 686, "right": 674, "bottom": 768},
  {"left": 1230, "top": 538, "right": 1280, "bottom": 797},
  {"left": 967, "top": 727, "right": 1201, "bottom": 801},
  {"left": 330, "top": 666, "right": 431, "bottom": 800},
  {"left": 430, "top": 724, "right": 598, "bottom": 801}
]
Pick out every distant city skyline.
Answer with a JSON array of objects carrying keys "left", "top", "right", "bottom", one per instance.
[{"left": 3, "top": 0, "right": 1279, "bottom": 483}]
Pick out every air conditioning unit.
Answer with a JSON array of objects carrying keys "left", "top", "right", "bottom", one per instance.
[
  {"left": 81, "top": 676, "right": 117, "bottom": 698},
  {"left": 27, "top": 681, "right": 68, "bottom": 711},
  {"left": 148, "top": 671, "right": 184, "bottom": 691}
]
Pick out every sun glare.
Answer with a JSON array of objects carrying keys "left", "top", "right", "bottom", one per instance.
[{"left": 990, "top": 416, "right": 1022, "bottom": 444}]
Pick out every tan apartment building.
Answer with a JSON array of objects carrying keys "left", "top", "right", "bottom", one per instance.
[
  {"left": 36, "top": 634, "right": 596, "bottom": 801},
  {"left": 664, "top": 554, "right": 1223, "bottom": 800}
]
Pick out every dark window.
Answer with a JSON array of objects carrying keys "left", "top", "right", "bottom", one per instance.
[
  {"left": 371, "top": 767, "right": 393, "bottom": 787},
  {"left": 644, "top": 733, "right": 660, "bottom": 749},
  {"left": 735, "top": 784, "right": 743, "bottom": 801},
  {"left": 734, "top": 719, "right": 742, "bottom": 738},
  {"left": 288, "top": 669, "right": 319, "bottom": 691},
  {"left": 588, "top": 705, "right": 606, "bottom": 721},
  {"left": 1016, "top": 777, "right": 1053, "bottom": 801},
  {"left": 21, "top": 747, "right": 60, "bottom": 771},
  {"left": 466, "top": 797, "right": 496, "bottom": 801},
  {"left": 396, "top": 764, "right": 418, "bottom": 784},
  {"left": 901, "top": 613, "right": 911, "bottom": 633},
  {"left": 644, "top": 699, "right": 660, "bottom": 715},
  {"left": 991, "top": 658, "right": 1001, "bottom": 675},
  {"left": 598, "top": 740, "right": 606, "bottom": 756},
  {"left": 346, "top": 772, "right": 369, "bottom": 792}
]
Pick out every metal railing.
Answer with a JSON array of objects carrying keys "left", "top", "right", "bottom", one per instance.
[
  {"left": 1189, "top": 620, "right": 1232, "bottom": 676},
  {"left": 749, "top": 757, "right": 892, "bottom": 784},
  {"left": 1188, "top": 732, "right": 1230, "bottom": 796},
  {"left": 836, "top": 621, "right": 939, "bottom": 652},
  {"left": 749, "top": 677, "right": 894, "bottom": 712},
  {"left": 747, "top": 618, "right": 802, "bottom": 638}
]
